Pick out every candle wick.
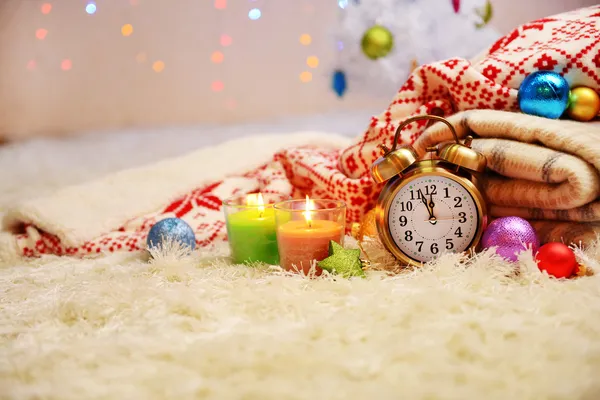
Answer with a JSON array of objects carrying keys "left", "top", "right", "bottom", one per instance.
[
  {"left": 308, "top": 220, "right": 312, "bottom": 228},
  {"left": 259, "top": 211, "right": 263, "bottom": 218}
]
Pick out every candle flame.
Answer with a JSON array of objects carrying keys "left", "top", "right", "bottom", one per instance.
[
  {"left": 303, "top": 195, "right": 315, "bottom": 228},
  {"left": 257, "top": 193, "right": 265, "bottom": 217},
  {"left": 246, "top": 193, "right": 265, "bottom": 217}
]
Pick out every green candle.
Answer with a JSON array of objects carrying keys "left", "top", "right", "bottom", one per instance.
[{"left": 225, "top": 207, "right": 279, "bottom": 265}]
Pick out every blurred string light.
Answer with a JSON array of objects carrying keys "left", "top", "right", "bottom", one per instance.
[
  {"left": 41, "top": 3, "right": 52, "bottom": 14},
  {"left": 121, "top": 24, "right": 134, "bottom": 36},
  {"left": 61, "top": 59, "right": 72, "bottom": 71},
  {"left": 211, "top": 51, "right": 224, "bottom": 64},
  {"left": 36, "top": 28, "right": 48, "bottom": 40},
  {"left": 220, "top": 34, "right": 232, "bottom": 46},
  {"left": 85, "top": 2, "right": 97, "bottom": 15},
  {"left": 248, "top": 8, "right": 261, "bottom": 20},
  {"left": 136, "top": 52, "right": 147, "bottom": 63},
  {"left": 211, "top": 81, "right": 224, "bottom": 92},
  {"left": 26, "top": 60, "right": 36, "bottom": 71},
  {"left": 214, "top": 0, "right": 227, "bottom": 10},
  {"left": 300, "top": 71, "right": 312, "bottom": 83},
  {"left": 300, "top": 34, "right": 312, "bottom": 45},
  {"left": 306, "top": 56, "right": 319, "bottom": 68},
  {"left": 338, "top": 0, "right": 359, "bottom": 9},
  {"left": 225, "top": 98, "right": 237, "bottom": 110},
  {"left": 152, "top": 61, "right": 165, "bottom": 73}
]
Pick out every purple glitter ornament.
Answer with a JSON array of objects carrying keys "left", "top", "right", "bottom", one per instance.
[{"left": 481, "top": 217, "right": 539, "bottom": 262}]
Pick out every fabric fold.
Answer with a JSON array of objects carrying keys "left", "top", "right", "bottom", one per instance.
[
  {"left": 0, "top": 132, "right": 351, "bottom": 261},
  {"left": 413, "top": 110, "right": 600, "bottom": 244}
]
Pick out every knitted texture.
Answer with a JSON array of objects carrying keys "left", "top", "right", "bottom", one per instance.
[{"left": 2, "top": 6, "right": 600, "bottom": 260}]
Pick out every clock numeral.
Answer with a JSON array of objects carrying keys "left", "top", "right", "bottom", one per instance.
[
  {"left": 444, "top": 187, "right": 451, "bottom": 199},
  {"left": 405, "top": 230, "right": 413, "bottom": 241},
  {"left": 416, "top": 241, "right": 423, "bottom": 252},
  {"left": 454, "top": 196, "right": 462, "bottom": 208},
  {"left": 430, "top": 242, "right": 439, "bottom": 254},
  {"left": 409, "top": 190, "right": 423, "bottom": 201},
  {"left": 424, "top": 185, "right": 437, "bottom": 196},
  {"left": 399, "top": 201, "right": 413, "bottom": 212},
  {"left": 454, "top": 227, "right": 463, "bottom": 238},
  {"left": 446, "top": 238, "right": 454, "bottom": 250},
  {"left": 458, "top": 212, "right": 467, "bottom": 223},
  {"left": 399, "top": 215, "right": 407, "bottom": 227}
]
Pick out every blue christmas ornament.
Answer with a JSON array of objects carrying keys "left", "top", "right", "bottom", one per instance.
[
  {"left": 518, "top": 71, "right": 569, "bottom": 119},
  {"left": 147, "top": 218, "right": 196, "bottom": 252},
  {"left": 332, "top": 70, "right": 347, "bottom": 97}
]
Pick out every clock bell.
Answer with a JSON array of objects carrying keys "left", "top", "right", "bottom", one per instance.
[{"left": 371, "top": 115, "right": 487, "bottom": 183}]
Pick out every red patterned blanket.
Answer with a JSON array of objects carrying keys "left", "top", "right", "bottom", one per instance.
[{"left": 1, "top": 6, "right": 599, "bottom": 260}]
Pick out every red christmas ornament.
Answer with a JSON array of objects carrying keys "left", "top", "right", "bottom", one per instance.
[
  {"left": 452, "top": 0, "right": 460, "bottom": 13},
  {"left": 535, "top": 242, "right": 578, "bottom": 279}
]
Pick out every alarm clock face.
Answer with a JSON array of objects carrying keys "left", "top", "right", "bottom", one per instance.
[{"left": 387, "top": 175, "right": 480, "bottom": 263}]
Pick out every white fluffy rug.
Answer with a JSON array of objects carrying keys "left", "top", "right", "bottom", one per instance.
[
  {"left": 1, "top": 116, "right": 600, "bottom": 399},
  {"left": 2, "top": 243, "right": 600, "bottom": 399}
]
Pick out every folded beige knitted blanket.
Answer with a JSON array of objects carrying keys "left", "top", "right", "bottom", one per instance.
[{"left": 413, "top": 110, "right": 600, "bottom": 246}]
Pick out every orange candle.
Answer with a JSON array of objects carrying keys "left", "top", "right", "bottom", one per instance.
[{"left": 275, "top": 197, "right": 345, "bottom": 275}]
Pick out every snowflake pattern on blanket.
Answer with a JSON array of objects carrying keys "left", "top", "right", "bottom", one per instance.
[{"left": 13, "top": 6, "right": 600, "bottom": 257}]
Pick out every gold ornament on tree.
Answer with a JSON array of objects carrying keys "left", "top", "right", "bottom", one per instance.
[
  {"left": 474, "top": 0, "right": 493, "bottom": 29},
  {"left": 361, "top": 25, "right": 394, "bottom": 60}
]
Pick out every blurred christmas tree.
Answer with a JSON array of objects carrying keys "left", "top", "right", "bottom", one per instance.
[{"left": 331, "top": 0, "right": 498, "bottom": 98}]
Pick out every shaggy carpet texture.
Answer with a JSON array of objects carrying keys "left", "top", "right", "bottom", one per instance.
[
  {"left": 2, "top": 243, "right": 600, "bottom": 399},
  {"left": 1, "top": 116, "right": 600, "bottom": 399}
]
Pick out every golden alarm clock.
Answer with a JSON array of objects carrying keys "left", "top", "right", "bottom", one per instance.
[{"left": 370, "top": 115, "right": 488, "bottom": 265}]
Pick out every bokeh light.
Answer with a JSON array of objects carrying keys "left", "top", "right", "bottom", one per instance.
[
  {"left": 61, "top": 59, "right": 72, "bottom": 71},
  {"left": 299, "top": 71, "right": 312, "bottom": 83},
  {"left": 152, "top": 61, "right": 165, "bottom": 73},
  {"left": 306, "top": 56, "right": 319, "bottom": 68},
  {"left": 26, "top": 60, "right": 36, "bottom": 71},
  {"left": 214, "top": 0, "right": 226, "bottom": 10},
  {"left": 225, "top": 98, "right": 237, "bottom": 110},
  {"left": 211, "top": 51, "right": 224, "bottom": 64},
  {"left": 121, "top": 24, "right": 134, "bottom": 37},
  {"left": 41, "top": 3, "right": 52, "bottom": 14},
  {"left": 136, "top": 52, "right": 147, "bottom": 63},
  {"left": 36, "top": 29, "right": 48, "bottom": 40},
  {"left": 220, "top": 34, "right": 232, "bottom": 47},
  {"left": 248, "top": 8, "right": 261, "bottom": 20},
  {"left": 338, "top": 0, "right": 349, "bottom": 9},
  {"left": 129, "top": 0, "right": 140, "bottom": 5},
  {"left": 211, "top": 81, "right": 225, "bottom": 92},
  {"left": 85, "top": 2, "right": 97, "bottom": 14},
  {"left": 299, "top": 34, "right": 312, "bottom": 46}
]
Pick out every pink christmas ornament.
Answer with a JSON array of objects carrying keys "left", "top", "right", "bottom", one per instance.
[{"left": 481, "top": 217, "right": 539, "bottom": 262}]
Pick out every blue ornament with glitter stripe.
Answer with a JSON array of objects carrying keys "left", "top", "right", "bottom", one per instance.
[{"left": 517, "top": 71, "right": 569, "bottom": 119}]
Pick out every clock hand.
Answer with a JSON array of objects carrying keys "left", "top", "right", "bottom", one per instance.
[
  {"left": 428, "top": 193, "right": 436, "bottom": 224},
  {"left": 418, "top": 190, "right": 437, "bottom": 225},
  {"left": 419, "top": 190, "right": 434, "bottom": 217},
  {"left": 423, "top": 216, "right": 461, "bottom": 222}
]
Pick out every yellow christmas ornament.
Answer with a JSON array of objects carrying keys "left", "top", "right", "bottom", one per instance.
[
  {"left": 361, "top": 25, "right": 394, "bottom": 60},
  {"left": 567, "top": 87, "right": 600, "bottom": 122},
  {"left": 351, "top": 209, "right": 379, "bottom": 241}
]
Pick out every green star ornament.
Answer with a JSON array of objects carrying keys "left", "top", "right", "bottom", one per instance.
[{"left": 318, "top": 241, "right": 366, "bottom": 278}]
